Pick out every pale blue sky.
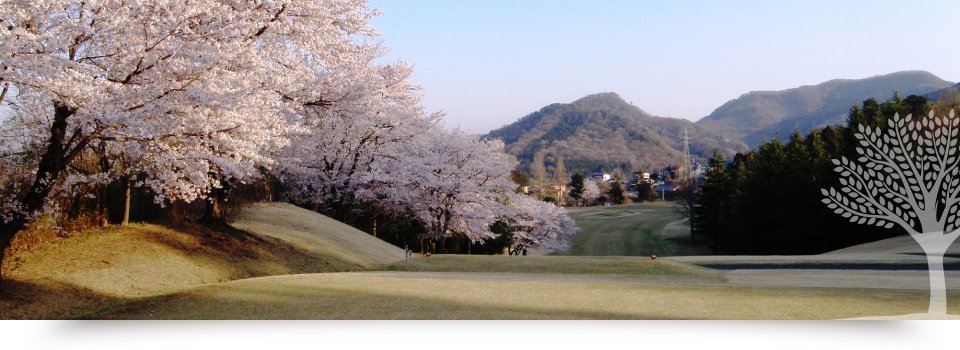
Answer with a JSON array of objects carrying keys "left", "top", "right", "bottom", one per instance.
[{"left": 368, "top": 0, "right": 960, "bottom": 134}]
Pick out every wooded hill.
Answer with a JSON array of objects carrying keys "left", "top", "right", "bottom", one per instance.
[
  {"left": 696, "top": 71, "right": 954, "bottom": 147},
  {"left": 923, "top": 81, "right": 960, "bottom": 104},
  {"left": 486, "top": 71, "right": 957, "bottom": 177},
  {"left": 482, "top": 92, "right": 748, "bottom": 176}
]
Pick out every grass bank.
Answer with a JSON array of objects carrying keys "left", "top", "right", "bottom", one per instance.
[{"left": 1, "top": 203, "right": 403, "bottom": 319}]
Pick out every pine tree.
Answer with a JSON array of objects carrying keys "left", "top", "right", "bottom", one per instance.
[
  {"left": 568, "top": 172, "right": 585, "bottom": 206},
  {"left": 606, "top": 173, "right": 625, "bottom": 205},
  {"left": 727, "top": 139, "right": 787, "bottom": 253},
  {"left": 693, "top": 150, "right": 730, "bottom": 254}
]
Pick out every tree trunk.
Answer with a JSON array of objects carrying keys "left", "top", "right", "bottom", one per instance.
[
  {"left": 202, "top": 178, "right": 229, "bottom": 225},
  {"left": 97, "top": 143, "right": 111, "bottom": 227},
  {"left": 925, "top": 254, "right": 948, "bottom": 314},
  {"left": 121, "top": 176, "right": 131, "bottom": 226},
  {"left": 914, "top": 231, "right": 960, "bottom": 315},
  {"left": 0, "top": 103, "right": 79, "bottom": 289},
  {"left": 98, "top": 180, "right": 110, "bottom": 227},
  {"left": 203, "top": 189, "right": 223, "bottom": 224},
  {"left": 0, "top": 224, "right": 18, "bottom": 291}
]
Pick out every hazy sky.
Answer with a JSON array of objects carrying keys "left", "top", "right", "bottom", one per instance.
[{"left": 368, "top": 0, "right": 960, "bottom": 134}]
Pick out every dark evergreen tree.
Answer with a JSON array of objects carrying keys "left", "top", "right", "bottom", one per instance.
[
  {"left": 509, "top": 170, "right": 530, "bottom": 194},
  {"left": 568, "top": 172, "right": 585, "bottom": 206},
  {"left": 636, "top": 179, "right": 655, "bottom": 202},
  {"left": 715, "top": 93, "right": 931, "bottom": 254},
  {"left": 692, "top": 150, "right": 730, "bottom": 254},
  {"left": 606, "top": 174, "right": 626, "bottom": 205},
  {"left": 725, "top": 138, "right": 787, "bottom": 254}
]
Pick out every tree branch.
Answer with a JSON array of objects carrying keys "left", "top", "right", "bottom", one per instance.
[{"left": 90, "top": 124, "right": 242, "bottom": 143}]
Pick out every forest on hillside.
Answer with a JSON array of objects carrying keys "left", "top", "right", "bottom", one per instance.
[
  {"left": 484, "top": 93, "right": 746, "bottom": 176},
  {"left": 691, "top": 92, "right": 959, "bottom": 254}
]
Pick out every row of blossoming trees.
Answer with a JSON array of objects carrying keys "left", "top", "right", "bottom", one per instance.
[{"left": 0, "top": 0, "right": 577, "bottom": 277}]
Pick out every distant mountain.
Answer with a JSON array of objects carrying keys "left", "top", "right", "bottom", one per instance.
[
  {"left": 483, "top": 93, "right": 748, "bottom": 176},
  {"left": 696, "top": 71, "right": 954, "bottom": 147},
  {"left": 923, "top": 82, "right": 960, "bottom": 104}
]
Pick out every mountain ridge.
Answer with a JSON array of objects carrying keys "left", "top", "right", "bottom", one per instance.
[
  {"left": 695, "top": 70, "right": 953, "bottom": 146},
  {"left": 485, "top": 71, "right": 954, "bottom": 177},
  {"left": 483, "top": 92, "right": 747, "bottom": 176}
]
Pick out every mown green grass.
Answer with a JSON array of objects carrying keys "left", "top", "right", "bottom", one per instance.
[
  {"left": 562, "top": 202, "right": 707, "bottom": 256},
  {"left": 91, "top": 272, "right": 947, "bottom": 320},
  {"left": 380, "top": 255, "right": 722, "bottom": 281},
  {"left": 229, "top": 203, "right": 406, "bottom": 270}
]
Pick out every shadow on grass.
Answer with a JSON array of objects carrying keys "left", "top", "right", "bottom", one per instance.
[
  {"left": 0, "top": 278, "right": 133, "bottom": 320},
  {"left": 1, "top": 220, "right": 370, "bottom": 319},
  {"left": 86, "top": 273, "right": 939, "bottom": 320},
  {"left": 87, "top": 280, "right": 687, "bottom": 320},
  {"left": 148, "top": 221, "right": 367, "bottom": 275}
]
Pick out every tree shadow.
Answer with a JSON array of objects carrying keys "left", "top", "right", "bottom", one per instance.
[
  {"left": 85, "top": 273, "right": 942, "bottom": 320},
  {"left": 87, "top": 280, "right": 688, "bottom": 320},
  {"left": 0, "top": 278, "right": 132, "bottom": 320},
  {"left": 1, "top": 220, "right": 373, "bottom": 319},
  {"left": 148, "top": 221, "right": 367, "bottom": 274}
]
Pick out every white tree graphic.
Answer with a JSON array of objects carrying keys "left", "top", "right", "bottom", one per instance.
[{"left": 823, "top": 111, "right": 960, "bottom": 315}]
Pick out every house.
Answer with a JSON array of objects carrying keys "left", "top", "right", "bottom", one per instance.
[
  {"left": 657, "top": 166, "right": 677, "bottom": 181},
  {"left": 591, "top": 173, "right": 611, "bottom": 182}
]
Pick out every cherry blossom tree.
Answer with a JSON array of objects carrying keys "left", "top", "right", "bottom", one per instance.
[
  {"left": 583, "top": 179, "right": 601, "bottom": 206},
  {"left": 503, "top": 194, "right": 577, "bottom": 253},
  {"left": 822, "top": 111, "right": 960, "bottom": 315},
  {"left": 383, "top": 127, "right": 517, "bottom": 253},
  {"left": 277, "top": 55, "right": 441, "bottom": 221},
  {"left": 0, "top": 0, "right": 385, "bottom": 281}
]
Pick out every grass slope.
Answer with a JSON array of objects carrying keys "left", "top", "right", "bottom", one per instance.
[
  {"left": 1, "top": 202, "right": 402, "bottom": 319},
  {"left": 561, "top": 202, "right": 712, "bottom": 257},
  {"left": 229, "top": 203, "right": 404, "bottom": 270}
]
